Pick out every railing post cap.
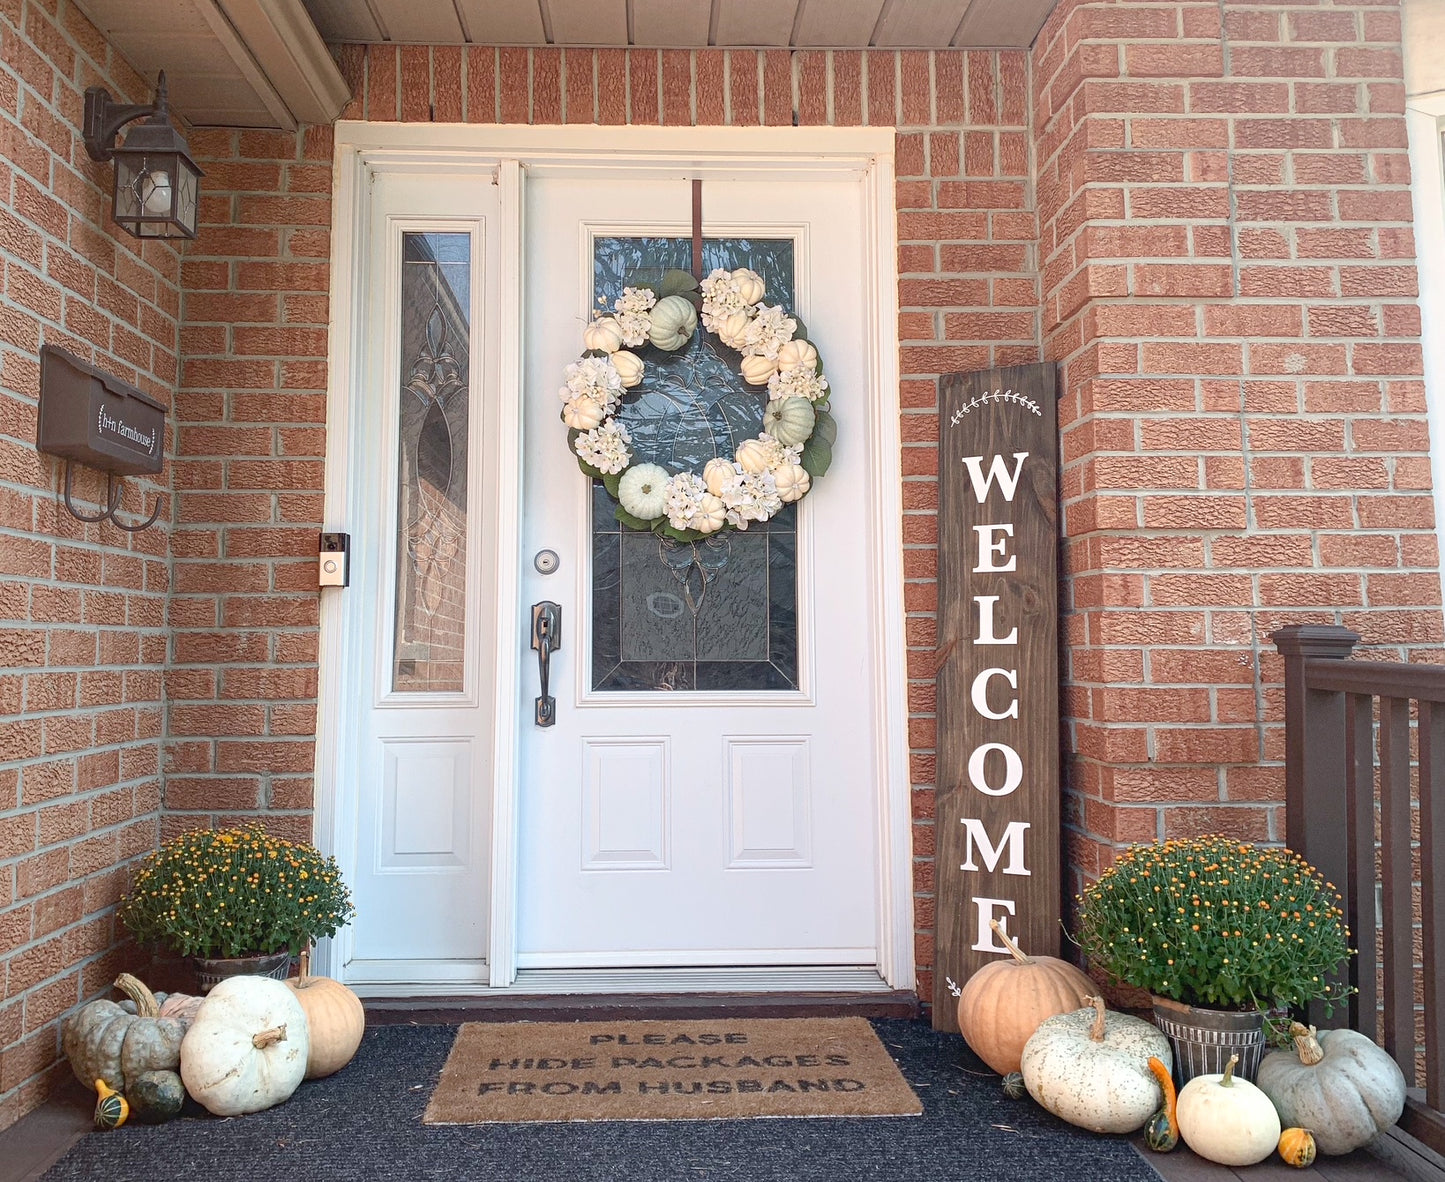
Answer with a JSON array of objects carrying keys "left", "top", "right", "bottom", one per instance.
[{"left": 1270, "top": 624, "right": 1361, "bottom": 659}]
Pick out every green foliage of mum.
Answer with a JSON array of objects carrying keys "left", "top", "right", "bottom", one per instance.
[
  {"left": 120, "top": 825, "right": 356, "bottom": 959},
  {"left": 1074, "top": 835, "right": 1352, "bottom": 1013}
]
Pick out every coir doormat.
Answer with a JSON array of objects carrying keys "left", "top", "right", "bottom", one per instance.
[{"left": 423, "top": 1017, "right": 923, "bottom": 1124}]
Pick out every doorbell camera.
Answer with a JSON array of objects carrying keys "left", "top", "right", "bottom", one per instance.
[{"left": 319, "top": 532, "right": 350, "bottom": 588}]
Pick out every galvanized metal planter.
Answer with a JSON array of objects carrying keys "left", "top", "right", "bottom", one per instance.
[
  {"left": 1151, "top": 996, "right": 1267, "bottom": 1086},
  {"left": 194, "top": 952, "right": 292, "bottom": 994}
]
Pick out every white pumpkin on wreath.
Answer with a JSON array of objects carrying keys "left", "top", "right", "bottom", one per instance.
[{"left": 559, "top": 266, "right": 838, "bottom": 539}]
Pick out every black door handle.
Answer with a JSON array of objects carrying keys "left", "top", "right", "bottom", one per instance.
[{"left": 531, "top": 601, "right": 561, "bottom": 727}]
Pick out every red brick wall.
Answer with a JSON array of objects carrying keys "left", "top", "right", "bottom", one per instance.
[
  {"left": 0, "top": 0, "right": 178, "bottom": 1131},
  {"left": 166, "top": 123, "right": 332, "bottom": 846},
  {"left": 1031, "top": 0, "right": 1440, "bottom": 896}
]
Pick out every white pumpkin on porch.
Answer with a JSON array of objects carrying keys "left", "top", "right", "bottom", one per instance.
[{"left": 181, "top": 976, "right": 309, "bottom": 1116}]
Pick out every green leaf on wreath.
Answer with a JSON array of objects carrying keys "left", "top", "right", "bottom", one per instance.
[
  {"left": 800, "top": 439, "right": 833, "bottom": 479},
  {"left": 601, "top": 471, "right": 622, "bottom": 498},
  {"left": 812, "top": 406, "right": 838, "bottom": 446},
  {"left": 660, "top": 269, "right": 699, "bottom": 296},
  {"left": 800, "top": 407, "right": 837, "bottom": 478},
  {"left": 615, "top": 505, "right": 658, "bottom": 531},
  {"left": 791, "top": 316, "right": 808, "bottom": 342},
  {"left": 577, "top": 457, "right": 606, "bottom": 480},
  {"left": 655, "top": 521, "right": 707, "bottom": 544}
]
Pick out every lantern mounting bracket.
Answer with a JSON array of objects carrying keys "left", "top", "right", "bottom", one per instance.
[{"left": 83, "top": 72, "right": 173, "bottom": 163}]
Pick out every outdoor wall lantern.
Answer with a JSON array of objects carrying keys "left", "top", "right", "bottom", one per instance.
[{"left": 82, "top": 71, "right": 202, "bottom": 240}]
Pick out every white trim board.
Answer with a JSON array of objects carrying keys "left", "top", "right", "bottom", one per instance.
[
  {"left": 350, "top": 967, "right": 896, "bottom": 1000},
  {"left": 316, "top": 124, "right": 909, "bottom": 996}
]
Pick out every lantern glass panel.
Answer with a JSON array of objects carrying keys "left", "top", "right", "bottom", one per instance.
[{"left": 113, "top": 151, "right": 198, "bottom": 239}]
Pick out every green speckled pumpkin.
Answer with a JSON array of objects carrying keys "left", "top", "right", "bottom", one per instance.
[
  {"left": 63, "top": 974, "right": 189, "bottom": 1094},
  {"left": 1020, "top": 996, "right": 1172, "bottom": 1134},
  {"left": 126, "top": 1068, "right": 186, "bottom": 1124}
]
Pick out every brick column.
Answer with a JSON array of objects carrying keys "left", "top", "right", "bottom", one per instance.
[{"left": 1032, "top": 0, "right": 1442, "bottom": 889}]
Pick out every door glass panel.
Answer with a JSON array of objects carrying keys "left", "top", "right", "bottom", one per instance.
[
  {"left": 392, "top": 231, "right": 471, "bottom": 693},
  {"left": 590, "top": 236, "right": 799, "bottom": 693}
]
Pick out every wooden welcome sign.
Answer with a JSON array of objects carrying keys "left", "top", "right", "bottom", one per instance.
[{"left": 932, "top": 363, "right": 1060, "bottom": 1032}]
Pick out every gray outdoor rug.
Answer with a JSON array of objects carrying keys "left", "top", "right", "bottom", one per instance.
[{"left": 44, "top": 1018, "right": 1162, "bottom": 1181}]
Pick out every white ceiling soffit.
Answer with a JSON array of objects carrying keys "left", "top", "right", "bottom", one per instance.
[
  {"left": 304, "top": 0, "right": 1058, "bottom": 50},
  {"left": 73, "top": 0, "right": 350, "bottom": 129},
  {"left": 1404, "top": 0, "right": 1445, "bottom": 99}
]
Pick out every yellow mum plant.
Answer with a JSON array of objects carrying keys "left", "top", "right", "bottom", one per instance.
[
  {"left": 120, "top": 825, "right": 355, "bottom": 959},
  {"left": 1074, "top": 835, "right": 1351, "bottom": 1013}
]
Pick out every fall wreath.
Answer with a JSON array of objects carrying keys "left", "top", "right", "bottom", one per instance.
[{"left": 559, "top": 267, "right": 836, "bottom": 540}]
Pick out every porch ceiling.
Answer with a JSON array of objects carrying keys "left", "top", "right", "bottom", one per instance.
[
  {"left": 72, "top": 0, "right": 1054, "bottom": 132},
  {"left": 72, "top": 0, "right": 350, "bottom": 129},
  {"left": 302, "top": 0, "right": 1058, "bottom": 50}
]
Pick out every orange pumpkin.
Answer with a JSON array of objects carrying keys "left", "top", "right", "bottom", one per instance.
[
  {"left": 285, "top": 951, "right": 365, "bottom": 1079},
  {"left": 957, "top": 919, "right": 1095, "bottom": 1076}
]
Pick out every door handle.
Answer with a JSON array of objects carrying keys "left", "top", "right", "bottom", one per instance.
[{"left": 531, "top": 601, "right": 561, "bottom": 727}]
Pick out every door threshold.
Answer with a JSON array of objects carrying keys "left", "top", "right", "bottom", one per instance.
[{"left": 362, "top": 988, "right": 920, "bottom": 1025}]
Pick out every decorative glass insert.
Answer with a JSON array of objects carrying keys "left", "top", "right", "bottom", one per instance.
[
  {"left": 590, "top": 236, "right": 799, "bottom": 693},
  {"left": 392, "top": 231, "right": 471, "bottom": 693}
]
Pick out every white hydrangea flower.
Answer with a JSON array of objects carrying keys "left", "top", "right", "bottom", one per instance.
[
  {"left": 614, "top": 310, "right": 651, "bottom": 348},
  {"left": 563, "top": 356, "right": 624, "bottom": 413},
  {"left": 573, "top": 420, "right": 632, "bottom": 475},
  {"left": 699, "top": 268, "right": 752, "bottom": 331},
  {"left": 663, "top": 472, "right": 710, "bottom": 530},
  {"left": 719, "top": 468, "right": 782, "bottom": 529},
  {"left": 616, "top": 286, "right": 657, "bottom": 315},
  {"left": 610, "top": 289, "right": 655, "bottom": 348},
  {"left": 739, "top": 304, "right": 797, "bottom": 359},
  {"left": 767, "top": 365, "right": 829, "bottom": 403}
]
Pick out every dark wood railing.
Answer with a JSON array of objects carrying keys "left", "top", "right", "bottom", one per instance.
[{"left": 1274, "top": 624, "right": 1445, "bottom": 1155}]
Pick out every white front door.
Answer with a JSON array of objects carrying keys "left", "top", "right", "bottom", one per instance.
[
  {"left": 515, "top": 175, "right": 882, "bottom": 972},
  {"left": 322, "top": 127, "right": 909, "bottom": 995}
]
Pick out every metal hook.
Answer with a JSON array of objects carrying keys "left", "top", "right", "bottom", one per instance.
[
  {"left": 60, "top": 459, "right": 164, "bottom": 531},
  {"left": 62, "top": 459, "right": 121, "bottom": 523},
  {"left": 109, "top": 483, "right": 164, "bottom": 532}
]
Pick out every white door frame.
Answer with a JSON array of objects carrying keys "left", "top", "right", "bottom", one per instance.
[{"left": 314, "top": 123, "right": 911, "bottom": 994}]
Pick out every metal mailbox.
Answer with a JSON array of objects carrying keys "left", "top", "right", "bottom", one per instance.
[{"left": 36, "top": 344, "right": 165, "bottom": 476}]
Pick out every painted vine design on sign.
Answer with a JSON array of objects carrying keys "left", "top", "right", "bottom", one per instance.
[
  {"left": 559, "top": 267, "right": 837, "bottom": 539},
  {"left": 933, "top": 363, "right": 1061, "bottom": 1035}
]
